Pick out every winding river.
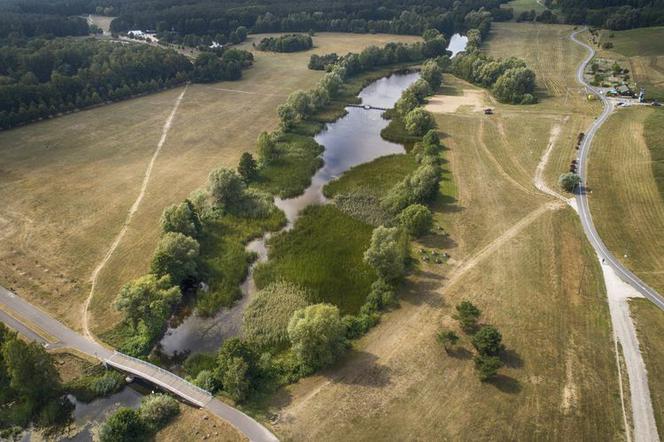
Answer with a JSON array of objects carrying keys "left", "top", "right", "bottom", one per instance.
[{"left": 159, "top": 33, "right": 468, "bottom": 357}]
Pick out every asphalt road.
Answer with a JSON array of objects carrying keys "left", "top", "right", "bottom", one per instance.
[
  {"left": 571, "top": 30, "right": 664, "bottom": 311},
  {"left": 0, "top": 285, "right": 278, "bottom": 442}
]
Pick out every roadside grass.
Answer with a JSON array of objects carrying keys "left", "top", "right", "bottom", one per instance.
[
  {"left": 253, "top": 205, "right": 376, "bottom": 314},
  {"left": 274, "top": 23, "right": 624, "bottom": 441},
  {"left": 323, "top": 154, "right": 417, "bottom": 198},
  {"left": 0, "top": 32, "right": 419, "bottom": 334},
  {"left": 630, "top": 299, "right": 664, "bottom": 436},
  {"left": 588, "top": 107, "right": 664, "bottom": 297},
  {"left": 196, "top": 210, "right": 286, "bottom": 316},
  {"left": 156, "top": 405, "right": 246, "bottom": 442},
  {"left": 597, "top": 27, "right": 664, "bottom": 100},
  {"left": 645, "top": 109, "right": 664, "bottom": 199}
]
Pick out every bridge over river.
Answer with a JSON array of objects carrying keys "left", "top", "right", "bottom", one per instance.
[{"left": 0, "top": 285, "right": 278, "bottom": 442}]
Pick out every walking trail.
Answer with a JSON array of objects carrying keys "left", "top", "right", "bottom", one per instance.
[{"left": 82, "top": 86, "right": 188, "bottom": 340}]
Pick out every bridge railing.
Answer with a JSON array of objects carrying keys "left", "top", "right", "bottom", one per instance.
[{"left": 107, "top": 351, "right": 212, "bottom": 406}]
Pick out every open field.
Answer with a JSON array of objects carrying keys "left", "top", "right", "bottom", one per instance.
[
  {"left": 271, "top": 23, "right": 624, "bottom": 440},
  {"left": 631, "top": 299, "right": 664, "bottom": 436},
  {"left": 0, "top": 33, "right": 420, "bottom": 335},
  {"left": 597, "top": 27, "right": 664, "bottom": 100},
  {"left": 502, "top": 0, "right": 547, "bottom": 16},
  {"left": 588, "top": 107, "right": 664, "bottom": 299}
]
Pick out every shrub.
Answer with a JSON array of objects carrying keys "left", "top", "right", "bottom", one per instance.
[
  {"left": 99, "top": 408, "right": 146, "bottom": 442},
  {"left": 288, "top": 303, "right": 347, "bottom": 372},
  {"left": 214, "top": 338, "right": 262, "bottom": 402},
  {"left": 362, "top": 278, "right": 397, "bottom": 313},
  {"left": 257, "top": 131, "right": 279, "bottom": 165},
  {"left": 342, "top": 313, "right": 379, "bottom": 339},
  {"left": 558, "top": 172, "right": 582, "bottom": 192},
  {"left": 238, "top": 152, "right": 258, "bottom": 182},
  {"left": 193, "top": 370, "right": 218, "bottom": 392},
  {"left": 471, "top": 325, "right": 504, "bottom": 356},
  {"left": 150, "top": 232, "right": 200, "bottom": 286},
  {"left": 139, "top": 394, "right": 180, "bottom": 432},
  {"left": 397, "top": 204, "right": 433, "bottom": 237},
  {"left": 420, "top": 60, "right": 443, "bottom": 90},
  {"left": 183, "top": 353, "right": 217, "bottom": 378},
  {"left": 243, "top": 281, "right": 310, "bottom": 348},
  {"left": 404, "top": 108, "right": 436, "bottom": 136},
  {"left": 474, "top": 355, "right": 503, "bottom": 381},
  {"left": 453, "top": 301, "right": 481, "bottom": 333}
]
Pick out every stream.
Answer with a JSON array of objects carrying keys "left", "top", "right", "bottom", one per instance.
[{"left": 159, "top": 33, "right": 468, "bottom": 358}]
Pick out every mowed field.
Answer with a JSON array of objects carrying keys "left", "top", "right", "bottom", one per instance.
[
  {"left": 0, "top": 33, "right": 420, "bottom": 334},
  {"left": 588, "top": 107, "right": 664, "bottom": 298},
  {"left": 630, "top": 299, "right": 664, "bottom": 436},
  {"left": 598, "top": 27, "right": 664, "bottom": 100},
  {"left": 272, "top": 24, "right": 624, "bottom": 440},
  {"left": 502, "top": 0, "right": 547, "bottom": 16}
]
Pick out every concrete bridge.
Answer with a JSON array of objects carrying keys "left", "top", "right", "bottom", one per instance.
[{"left": 0, "top": 285, "right": 278, "bottom": 442}]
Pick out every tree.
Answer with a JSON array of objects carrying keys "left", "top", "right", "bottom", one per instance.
[
  {"left": 404, "top": 108, "right": 436, "bottom": 136},
  {"left": 559, "top": 172, "right": 581, "bottom": 193},
  {"left": 214, "top": 338, "right": 261, "bottom": 402},
  {"left": 277, "top": 103, "right": 296, "bottom": 130},
  {"left": 397, "top": 204, "right": 433, "bottom": 237},
  {"left": 238, "top": 152, "right": 258, "bottom": 182},
  {"left": 257, "top": 131, "right": 279, "bottom": 165},
  {"left": 492, "top": 67, "right": 537, "bottom": 104},
  {"left": 474, "top": 355, "right": 503, "bottom": 381},
  {"left": 364, "top": 226, "right": 408, "bottom": 281},
  {"left": 115, "top": 274, "right": 181, "bottom": 330},
  {"left": 471, "top": 325, "right": 504, "bottom": 356},
  {"left": 160, "top": 200, "right": 201, "bottom": 238},
  {"left": 288, "top": 303, "right": 346, "bottom": 372},
  {"left": 436, "top": 330, "right": 459, "bottom": 353},
  {"left": 395, "top": 91, "right": 419, "bottom": 116},
  {"left": 207, "top": 168, "right": 246, "bottom": 210},
  {"left": 150, "top": 232, "right": 200, "bottom": 285},
  {"left": 420, "top": 60, "right": 443, "bottom": 90},
  {"left": 99, "top": 407, "right": 147, "bottom": 442},
  {"left": 3, "top": 339, "right": 61, "bottom": 405},
  {"left": 453, "top": 301, "right": 481, "bottom": 333}
]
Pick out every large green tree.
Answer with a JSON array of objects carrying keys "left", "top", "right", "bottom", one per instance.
[
  {"left": 160, "top": 200, "right": 201, "bottom": 238},
  {"left": 150, "top": 232, "right": 200, "bottom": 285},
  {"left": 115, "top": 274, "right": 181, "bottom": 330},
  {"left": 363, "top": 226, "right": 408, "bottom": 281},
  {"left": 288, "top": 303, "right": 346, "bottom": 371}
]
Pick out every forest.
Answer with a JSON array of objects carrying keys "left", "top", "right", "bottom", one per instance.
[
  {"left": 0, "top": 39, "right": 253, "bottom": 129},
  {"left": 555, "top": 0, "right": 664, "bottom": 29},
  {"left": 255, "top": 34, "right": 313, "bottom": 52}
]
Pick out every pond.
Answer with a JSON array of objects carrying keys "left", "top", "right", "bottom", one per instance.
[{"left": 158, "top": 34, "right": 468, "bottom": 358}]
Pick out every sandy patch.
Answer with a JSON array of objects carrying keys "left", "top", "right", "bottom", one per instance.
[{"left": 425, "top": 89, "right": 486, "bottom": 114}]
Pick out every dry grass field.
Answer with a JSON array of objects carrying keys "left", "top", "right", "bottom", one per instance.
[
  {"left": 0, "top": 33, "right": 420, "bottom": 334},
  {"left": 156, "top": 405, "right": 247, "bottom": 442},
  {"left": 272, "top": 24, "right": 624, "bottom": 440},
  {"left": 630, "top": 299, "right": 664, "bottom": 436},
  {"left": 588, "top": 107, "right": 664, "bottom": 297}
]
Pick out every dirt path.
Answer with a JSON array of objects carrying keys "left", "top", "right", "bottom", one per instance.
[
  {"left": 81, "top": 86, "right": 188, "bottom": 340},
  {"left": 533, "top": 120, "right": 573, "bottom": 204}
]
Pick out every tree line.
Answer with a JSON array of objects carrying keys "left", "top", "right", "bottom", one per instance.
[
  {"left": 0, "top": 39, "right": 253, "bottom": 130},
  {"left": 255, "top": 33, "right": 313, "bottom": 52},
  {"left": 556, "top": 0, "right": 664, "bottom": 30}
]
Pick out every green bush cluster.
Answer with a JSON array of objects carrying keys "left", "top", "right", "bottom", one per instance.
[
  {"left": 449, "top": 43, "right": 537, "bottom": 104},
  {"left": 99, "top": 394, "right": 180, "bottom": 442},
  {"left": 66, "top": 370, "right": 125, "bottom": 403},
  {"left": 256, "top": 34, "right": 313, "bottom": 52},
  {"left": 0, "top": 323, "right": 71, "bottom": 431}
]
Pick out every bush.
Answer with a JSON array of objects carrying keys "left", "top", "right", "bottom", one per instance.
[
  {"left": 193, "top": 370, "right": 218, "bottom": 392},
  {"left": 243, "top": 281, "right": 310, "bottom": 348},
  {"left": 308, "top": 53, "right": 338, "bottom": 70},
  {"left": 404, "top": 108, "right": 436, "bottom": 136},
  {"left": 471, "top": 325, "right": 504, "bottom": 356},
  {"left": 397, "top": 204, "right": 433, "bottom": 237},
  {"left": 420, "top": 60, "right": 443, "bottom": 90},
  {"left": 99, "top": 408, "right": 146, "bottom": 442},
  {"left": 160, "top": 200, "right": 201, "bottom": 238},
  {"left": 362, "top": 278, "right": 397, "bottom": 313},
  {"left": 139, "top": 394, "right": 180, "bottom": 432},
  {"left": 257, "top": 34, "right": 313, "bottom": 52},
  {"left": 183, "top": 353, "right": 217, "bottom": 378},
  {"left": 474, "top": 355, "right": 503, "bottom": 381},
  {"left": 453, "top": 301, "right": 481, "bottom": 333},
  {"left": 238, "top": 152, "right": 258, "bottom": 182},
  {"left": 288, "top": 303, "right": 347, "bottom": 372},
  {"left": 558, "top": 172, "right": 582, "bottom": 193},
  {"left": 342, "top": 313, "right": 379, "bottom": 339},
  {"left": 382, "top": 164, "right": 441, "bottom": 214}
]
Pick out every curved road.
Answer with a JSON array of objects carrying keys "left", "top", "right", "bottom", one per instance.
[
  {"left": 0, "top": 286, "right": 278, "bottom": 442},
  {"left": 571, "top": 30, "right": 664, "bottom": 310}
]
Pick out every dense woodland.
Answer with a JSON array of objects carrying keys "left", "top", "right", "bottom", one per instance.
[
  {"left": 0, "top": 39, "right": 253, "bottom": 129},
  {"left": 255, "top": 33, "right": 313, "bottom": 52},
  {"left": 555, "top": 0, "right": 664, "bottom": 29}
]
